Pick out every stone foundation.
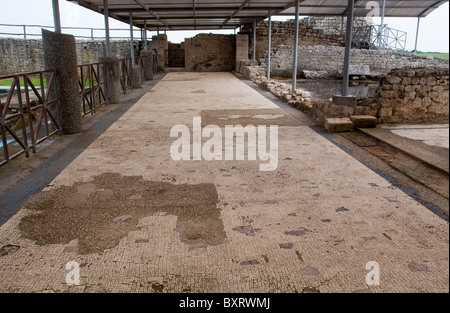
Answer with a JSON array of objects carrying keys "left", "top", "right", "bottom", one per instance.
[
  {"left": 376, "top": 68, "right": 450, "bottom": 123},
  {"left": 243, "top": 65, "right": 449, "bottom": 126},
  {"left": 185, "top": 34, "right": 236, "bottom": 72},
  {"left": 266, "top": 45, "right": 449, "bottom": 78}
]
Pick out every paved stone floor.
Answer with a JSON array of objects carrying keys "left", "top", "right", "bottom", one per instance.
[
  {"left": 361, "top": 124, "right": 449, "bottom": 174},
  {"left": 0, "top": 72, "right": 448, "bottom": 293},
  {"left": 382, "top": 124, "right": 449, "bottom": 150}
]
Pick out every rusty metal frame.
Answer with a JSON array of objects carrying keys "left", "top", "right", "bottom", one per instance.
[
  {"left": 0, "top": 69, "right": 61, "bottom": 167},
  {"left": 120, "top": 58, "right": 132, "bottom": 94},
  {"left": 78, "top": 62, "right": 108, "bottom": 117}
]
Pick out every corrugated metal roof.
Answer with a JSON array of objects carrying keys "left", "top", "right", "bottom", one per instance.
[
  {"left": 69, "top": 0, "right": 448, "bottom": 31},
  {"left": 280, "top": 0, "right": 448, "bottom": 18}
]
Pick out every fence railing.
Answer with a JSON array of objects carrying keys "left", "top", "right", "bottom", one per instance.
[
  {"left": 0, "top": 70, "right": 61, "bottom": 167},
  {"left": 78, "top": 62, "right": 108, "bottom": 117},
  {"left": 119, "top": 54, "right": 160, "bottom": 94},
  {"left": 120, "top": 58, "right": 133, "bottom": 95},
  {"left": 0, "top": 23, "right": 149, "bottom": 41},
  {"left": 352, "top": 23, "right": 408, "bottom": 51},
  {"left": 0, "top": 52, "right": 162, "bottom": 167}
]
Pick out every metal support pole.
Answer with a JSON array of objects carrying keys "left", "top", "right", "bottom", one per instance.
[
  {"left": 157, "top": 27, "right": 160, "bottom": 46},
  {"left": 342, "top": 0, "right": 355, "bottom": 97},
  {"left": 103, "top": 0, "right": 111, "bottom": 57},
  {"left": 414, "top": 17, "right": 421, "bottom": 53},
  {"left": 129, "top": 12, "right": 135, "bottom": 66},
  {"left": 267, "top": 10, "right": 272, "bottom": 81},
  {"left": 253, "top": 19, "right": 257, "bottom": 63},
  {"left": 144, "top": 20, "right": 148, "bottom": 52},
  {"left": 23, "top": 25, "right": 27, "bottom": 39},
  {"left": 292, "top": 0, "right": 300, "bottom": 93},
  {"left": 52, "top": 0, "right": 62, "bottom": 33},
  {"left": 341, "top": 15, "right": 344, "bottom": 35},
  {"left": 378, "top": 0, "right": 386, "bottom": 47}
]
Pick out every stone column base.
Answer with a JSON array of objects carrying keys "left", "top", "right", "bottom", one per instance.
[
  {"left": 332, "top": 94, "right": 357, "bottom": 107},
  {"left": 131, "top": 65, "right": 143, "bottom": 89},
  {"left": 99, "top": 56, "right": 121, "bottom": 104},
  {"left": 42, "top": 29, "right": 81, "bottom": 134}
]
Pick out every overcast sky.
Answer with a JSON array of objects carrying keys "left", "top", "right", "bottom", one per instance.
[{"left": 0, "top": 0, "right": 448, "bottom": 52}]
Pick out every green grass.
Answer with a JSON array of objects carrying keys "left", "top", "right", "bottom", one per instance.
[
  {"left": 0, "top": 77, "right": 46, "bottom": 87},
  {"left": 0, "top": 76, "right": 98, "bottom": 88},
  {"left": 416, "top": 52, "right": 449, "bottom": 60}
]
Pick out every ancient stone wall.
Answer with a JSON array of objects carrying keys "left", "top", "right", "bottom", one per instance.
[
  {"left": 149, "top": 34, "right": 169, "bottom": 69},
  {"left": 375, "top": 68, "right": 449, "bottom": 123},
  {"left": 185, "top": 34, "right": 236, "bottom": 72},
  {"left": 243, "top": 65, "right": 449, "bottom": 125},
  {"left": 0, "top": 38, "right": 143, "bottom": 75},
  {"left": 267, "top": 45, "right": 450, "bottom": 78},
  {"left": 245, "top": 17, "right": 371, "bottom": 62}
]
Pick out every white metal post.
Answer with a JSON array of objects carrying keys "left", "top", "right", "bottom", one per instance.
[
  {"left": 292, "top": 0, "right": 300, "bottom": 93},
  {"left": 129, "top": 12, "right": 135, "bottom": 66},
  {"left": 378, "top": 0, "right": 386, "bottom": 47},
  {"left": 104, "top": 0, "right": 111, "bottom": 57},
  {"left": 342, "top": 0, "right": 355, "bottom": 97},
  {"left": 144, "top": 20, "right": 148, "bottom": 52},
  {"left": 267, "top": 10, "right": 272, "bottom": 81},
  {"left": 52, "top": 0, "right": 62, "bottom": 33},
  {"left": 253, "top": 19, "right": 257, "bottom": 63},
  {"left": 414, "top": 17, "right": 421, "bottom": 53}
]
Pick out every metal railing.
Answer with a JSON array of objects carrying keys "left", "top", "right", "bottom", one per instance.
[
  {"left": 0, "top": 53, "right": 161, "bottom": 166},
  {"left": 119, "top": 54, "right": 160, "bottom": 94},
  {"left": 0, "top": 23, "right": 148, "bottom": 41},
  {"left": 120, "top": 58, "right": 133, "bottom": 95},
  {"left": 352, "top": 23, "right": 408, "bottom": 51},
  {"left": 78, "top": 62, "right": 108, "bottom": 117},
  {"left": 0, "top": 70, "right": 61, "bottom": 167}
]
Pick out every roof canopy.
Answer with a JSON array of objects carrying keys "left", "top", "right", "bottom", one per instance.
[
  {"left": 280, "top": 0, "right": 449, "bottom": 18},
  {"left": 70, "top": 0, "right": 449, "bottom": 31}
]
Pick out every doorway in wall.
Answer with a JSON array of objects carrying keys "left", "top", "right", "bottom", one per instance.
[{"left": 168, "top": 42, "right": 185, "bottom": 69}]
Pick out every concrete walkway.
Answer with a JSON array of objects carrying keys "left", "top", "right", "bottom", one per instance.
[{"left": 0, "top": 72, "right": 448, "bottom": 293}]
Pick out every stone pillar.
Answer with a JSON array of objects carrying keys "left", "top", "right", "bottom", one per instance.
[
  {"left": 236, "top": 34, "right": 249, "bottom": 73},
  {"left": 42, "top": 29, "right": 81, "bottom": 134},
  {"left": 99, "top": 56, "right": 121, "bottom": 104},
  {"left": 140, "top": 51, "right": 154, "bottom": 80},
  {"left": 150, "top": 34, "right": 168, "bottom": 70},
  {"left": 130, "top": 65, "right": 142, "bottom": 89}
]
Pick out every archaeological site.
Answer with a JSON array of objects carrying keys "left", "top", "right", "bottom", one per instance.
[{"left": 0, "top": 0, "right": 448, "bottom": 298}]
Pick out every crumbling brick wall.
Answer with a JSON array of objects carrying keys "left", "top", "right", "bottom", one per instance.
[{"left": 184, "top": 34, "right": 236, "bottom": 72}]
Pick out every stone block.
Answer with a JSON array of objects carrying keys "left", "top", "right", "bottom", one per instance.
[
  {"left": 332, "top": 95, "right": 357, "bottom": 107},
  {"left": 325, "top": 118, "right": 354, "bottom": 133},
  {"left": 379, "top": 107, "right": 393, "bottom": 117},
  {"left": 130, "top": 65, "right": 142, "bottom": 89},
  {"left": 386, "top": 75, "right": 402, "bottom": 84},
  {"left": 99, "top": 56, "right": 121, "bottom": 104},
  {"left": 349, "top": 64, "right": 371, "bottom": 77},
  {"left": 350, "top": 115, "right": 378, "bottom": 128},
  {"left": 302, "top": 70, "right": 329, "bottom": 79},
  {"left": 42, "top": 29, "right": 81, "bottom": 134}
]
